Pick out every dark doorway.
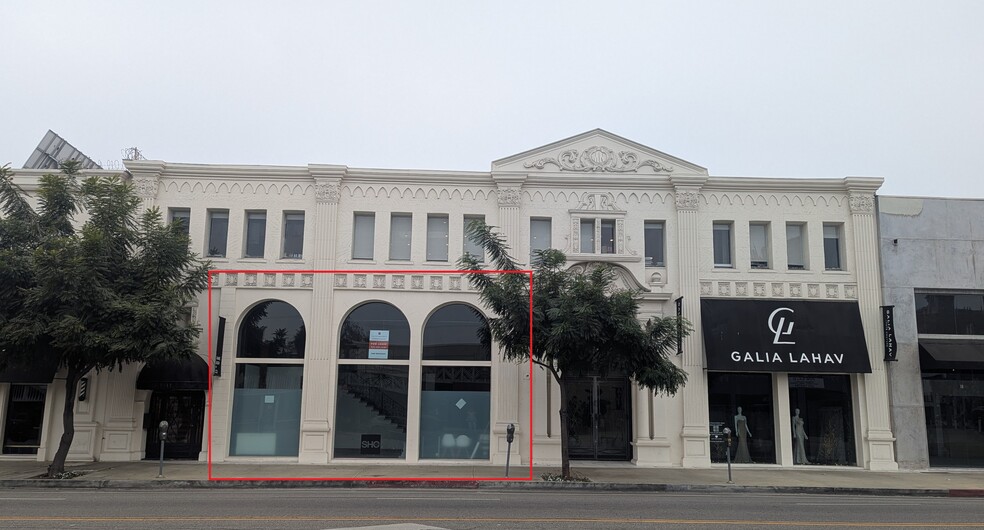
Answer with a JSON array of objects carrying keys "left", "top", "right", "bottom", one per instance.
[
  {"left": 566, "top": 375, "right": 632, "bottom": 460},
  {"left": 145, "top": 391, "right": 205, "bottom": 460}
]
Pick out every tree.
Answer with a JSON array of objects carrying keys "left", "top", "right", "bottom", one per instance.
[
  {"left": 0, "top": 162, "right": 209, "bottom": 477},
  {"left": 458, "top": 220, "right": 690, "bottom": 479}
]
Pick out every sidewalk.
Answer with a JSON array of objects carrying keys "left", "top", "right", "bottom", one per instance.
[{"left": 1, "top": 459, "right": 982, "bottom": 496}]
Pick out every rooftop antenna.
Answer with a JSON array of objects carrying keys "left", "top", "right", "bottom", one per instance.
[{"left": 122, "top": 147, "right": 146, "bottom": 161}]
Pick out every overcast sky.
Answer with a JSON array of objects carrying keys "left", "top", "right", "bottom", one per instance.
[{"left": 2, "top": 1, "right": 982, "bottom": 198}]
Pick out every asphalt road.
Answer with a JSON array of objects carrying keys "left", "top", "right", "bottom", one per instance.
[{"left": 0, "top": 488, "right": 982, "bottom": 529}]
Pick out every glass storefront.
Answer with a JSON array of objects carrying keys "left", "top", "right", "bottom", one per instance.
[
  {"left": 708, "top": 372, "right": 775, "bottom": 464},
  {"left": 788, "top": 374, "right": 856, "bottom": 466},
  {"left": 334, "top": 365, "right": 409, "bottom": 458},
  {"left": 419, "top": 366, "right": 490, "bottom": 459},
  {"left": 229, "top": 364, "right": 303, "bottom": 456},
  {"left": 923, "top": 369, "right": 984, "bottom": 468},
  {"left": 2, "top": 384, "right": 46, "bottom": 455}
]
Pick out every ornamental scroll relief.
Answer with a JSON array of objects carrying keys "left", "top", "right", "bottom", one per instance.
[
  {"left": 315, "top": 182, "right": 341, "bottom": 204},
  {"left": 523, "top": 146, "right": 674, "bottom": 173},
  {"left": 849, "top": 193, "right": 874, "bottom": 213},
  {"left": 132, "top": 177, "right": 159, "bottom": 199}
]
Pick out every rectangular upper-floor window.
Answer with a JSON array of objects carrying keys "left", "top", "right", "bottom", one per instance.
[
  {"left": 206, "top": 210, "right": 229, "bottom": 258},
  {"left": 463, "top": 215, "right": 485, "bottom": 262},
  {"left": 352, "top": 212, "right": 375, "bottom": 260},
  {"left": 600, "top": 219, "right": 616, "bottom": 254},
  {"left": 282, "top": 212, "right": 304, "bottom": 259},
  {"left": 644, "top": 221, "right": 665, "bottom": 267},
  {"left": 580, "top": 219, "right": 596, "bottom": 253},
  {"left": 749, "top": 222, "right": 770, "bottom": 269},
  {"left": 915, "top": 293, "right": 984, "bottom": 335},
  {"left": 530, "top": 218, "right": 551, "bottom": 262},
  {"left": 786, "top": 222, "right": 807, "bottom": 270},
  {"left": 823, "top": 223, "right": 843, "bottom": 270},
  {"left": 713, "top": 222, "right": 733, "bottom": 268},
  {"left": 244, "top": 211, "right": 267, "bottom": 258},
  {"left": 426, "top": 214, "right": 449, "bottom": 261},
  {"left": 389, "top": 213, "right": 412, "bottom": 261},
  {"left": 168, "top": 208, "right": 190, "bottom": 236}
]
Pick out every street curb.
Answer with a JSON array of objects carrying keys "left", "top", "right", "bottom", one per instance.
[{"left": 0, "top": 478, "right": 976, "bottom": 497}]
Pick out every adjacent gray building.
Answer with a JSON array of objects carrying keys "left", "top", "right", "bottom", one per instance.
[{"left": 880, "top": 196, "right": 984, "bottom": 469}]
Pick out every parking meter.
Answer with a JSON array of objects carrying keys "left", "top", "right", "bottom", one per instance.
[
  {"left": 505, "top": 423, "right": 515, "bottom": 477},
  {"left": 723, "top": 427, "right": 733, "bottom": 484},
  {"left": 157, "top": 420, "right": 169, "bottom": 478}
]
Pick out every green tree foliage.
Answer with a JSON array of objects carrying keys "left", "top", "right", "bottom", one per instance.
[
  {"left": 0, "top": 162, "right": 209, "bottom": 476},
  {"left": 459, "top": 220, "right": 690, "bottom": 479}
]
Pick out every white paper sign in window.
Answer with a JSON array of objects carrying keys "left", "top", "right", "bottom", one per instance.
[{"left": 368, "top": 329, "right": 390, "bottom": 359}]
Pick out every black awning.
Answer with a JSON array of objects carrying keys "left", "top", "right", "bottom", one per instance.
[
  {"left": 701, "top": 299, "right": 872, "bottom": 373},
  {"left": 0, "top": 359, "right": 59, "bottom": 384},
  {"left": 136, "top": 355, "right": 208, "bottom": 391},
  {"left": 920, "top": 340, "right": 983, "bottom": 371}
]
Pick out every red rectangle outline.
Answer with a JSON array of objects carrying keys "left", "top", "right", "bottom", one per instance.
[{"left": 207, "top": 269, "right": 535, "bottom": 481}]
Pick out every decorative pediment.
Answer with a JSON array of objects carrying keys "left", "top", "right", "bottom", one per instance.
[
  {"left": 567, "top": 261, "right": 649, "bottom": 293},
  {"left": 492, "top": 129, "right": 707, "bottom": 176}
]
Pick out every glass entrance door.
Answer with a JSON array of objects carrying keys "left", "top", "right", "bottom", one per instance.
[
  {"left": 145, "top": 391, "right": 205, "bottom": 460},
  {"left": 566, "top": 375, "right": 631, "bottom": 460}
]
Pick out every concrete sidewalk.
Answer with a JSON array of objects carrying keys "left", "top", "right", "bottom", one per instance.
[{"left": 1, "top": 459, "right": 982, "bottom": 496}]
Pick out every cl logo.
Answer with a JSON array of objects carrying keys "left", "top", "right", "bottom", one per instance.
[{"left": 768, "top": 307, "right": 795, "bottom": 344}]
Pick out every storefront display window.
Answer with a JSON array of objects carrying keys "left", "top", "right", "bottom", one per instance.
[
  {"left": 420, "top": 367, "right": 490, "bottom": 459},
  {"left": 923, "top": 369, "right": 984, "bottom": 468},
  {"left": 708, "top": 372, "right": 775, "bottom": 464},
  {"left": 2, "top": 384, "right": 46, "bottom": 455},
  {"left": 788, "top": 374, "right": 856, "bottom": 466},
  {"left": 334, "top": 365, "right": 409, "bottom": 458},
  {"left": 229, "top": 364, "right": 302, "bottom": 456}
]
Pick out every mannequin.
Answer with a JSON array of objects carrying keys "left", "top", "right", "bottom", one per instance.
[
  {"left": 793, "top": 408, "right": 810, "bottom": 464},
  {"left": 733, "top": 406, "right": 752, "bottom": 463}
]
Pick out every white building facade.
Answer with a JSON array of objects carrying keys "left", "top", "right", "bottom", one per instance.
[{"left": 0, "top": 130, "right": 898, "bottom": 470}]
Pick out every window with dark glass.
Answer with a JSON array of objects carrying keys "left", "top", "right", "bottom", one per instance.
[
  {"left": 168, "top": 208, "right": 190, "bottom": 236},
  {"left": 600, "top": 219, "right": 616, "bottom": 254},
  {"left": 423, "top": 304, "right": 490, "bottom": 361},
  {"left": 334, "top": 365, "right": 409, "bottom": 458},
  {"left": 244, "top": 211, "right": 266, "bottom": 258},
  {"left": 786, "top": 222, "right": 806, "bottom": 270},
  {"left": 823, "top": 224, "right": 842, "bottom": 270},
  {"left": 207, "top": 210, "right": 229, "bottom": 258},
  {"left": 237, "top": 301, "right": 306, "bottom": 359},
  {"left": 338, "top": 302, "right": 411, "bottom": 360},
  {"left": 2, "top": 384, "right": 46, "bottom": 455},
  {"left": 644, "top": 221, "right": 665, "bottom": 267},
  {"left": 788, "top": 374, "right": 857, "bottom": 466},
  {"left": 916, "top": 293, "right": 984, "bottom": 335},
  {"left": 922, "top": 368, "right": 984, "bottom": 468},
  {"left": 708, "top": 372, "right": 775, "bottom": 464},
  {"left": 282, "top": 212, "right": 304, "bottom": 259}
]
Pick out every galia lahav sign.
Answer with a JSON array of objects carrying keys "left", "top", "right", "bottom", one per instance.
[{"left": 701, "top": 299, "right": 872, "bottom": 373}]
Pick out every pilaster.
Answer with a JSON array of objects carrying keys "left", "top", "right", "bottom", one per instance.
[
  {"left": 846, "top": 184, "right": 898, "bottom": 470},
  {"left": 127, "top": 160, "right": 164, "bottom": 212},
  {"left": 671, "top": 176, "right": 710, "bottom": 468},
  {"left": 299, "top": 166, "right": 344, "bottom": 463}
]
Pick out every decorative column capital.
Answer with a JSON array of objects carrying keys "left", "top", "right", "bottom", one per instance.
[
  {"left": 496, "top": 186, "right": 521, "bottom": 207},
  {"left": 674, "top": 189, "right": 700, "bottom": 211},
  {"left": 132, "top": 177, "right": 159, "bottom": 199},
  {"left": 314, "top": 180, "right": 341, "bottom": 204},
  {"left": 849, "top": 193, "right": 875, "bottom": 214}
]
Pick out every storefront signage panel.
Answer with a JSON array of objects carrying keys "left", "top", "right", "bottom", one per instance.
[{"left": 701, "top": 299, "right": 872, "bottom": 373}]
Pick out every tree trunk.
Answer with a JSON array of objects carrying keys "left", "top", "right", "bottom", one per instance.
[
  {"left": 47, "top": 368, "right": 79, "bottom": 478},
  {"left": 557, "top": 376, "right": 571, "bottom": 480}
]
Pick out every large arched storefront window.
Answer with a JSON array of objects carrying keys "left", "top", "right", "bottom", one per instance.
[
  {"left": 334, "top": 302, "right": 411, "bottom": 458},
  {"left": 229, "top": 300, "right": 305, "bottom": 457},
  {"left": 420, "top": 303, "right": 491, "bottom": 460}
]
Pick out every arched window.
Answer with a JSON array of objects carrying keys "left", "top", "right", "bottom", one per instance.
[
  {"left": 339, "top": 302, "right": 410, "bottom": 360},
  {"left": 423, "top": 304, "right": 490, "bottom": 361},
  {"left": 230, "top": 300, "right": 305, "bottom": 457},
  {"left": 334, "top": 302, "right": 411, "bottom": 459},
  {"left": 237, "top": 300, "right": 306, "bottom": 359},
  {"left": 420, "top": 303, "right": 492, "bottom": 460}
]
